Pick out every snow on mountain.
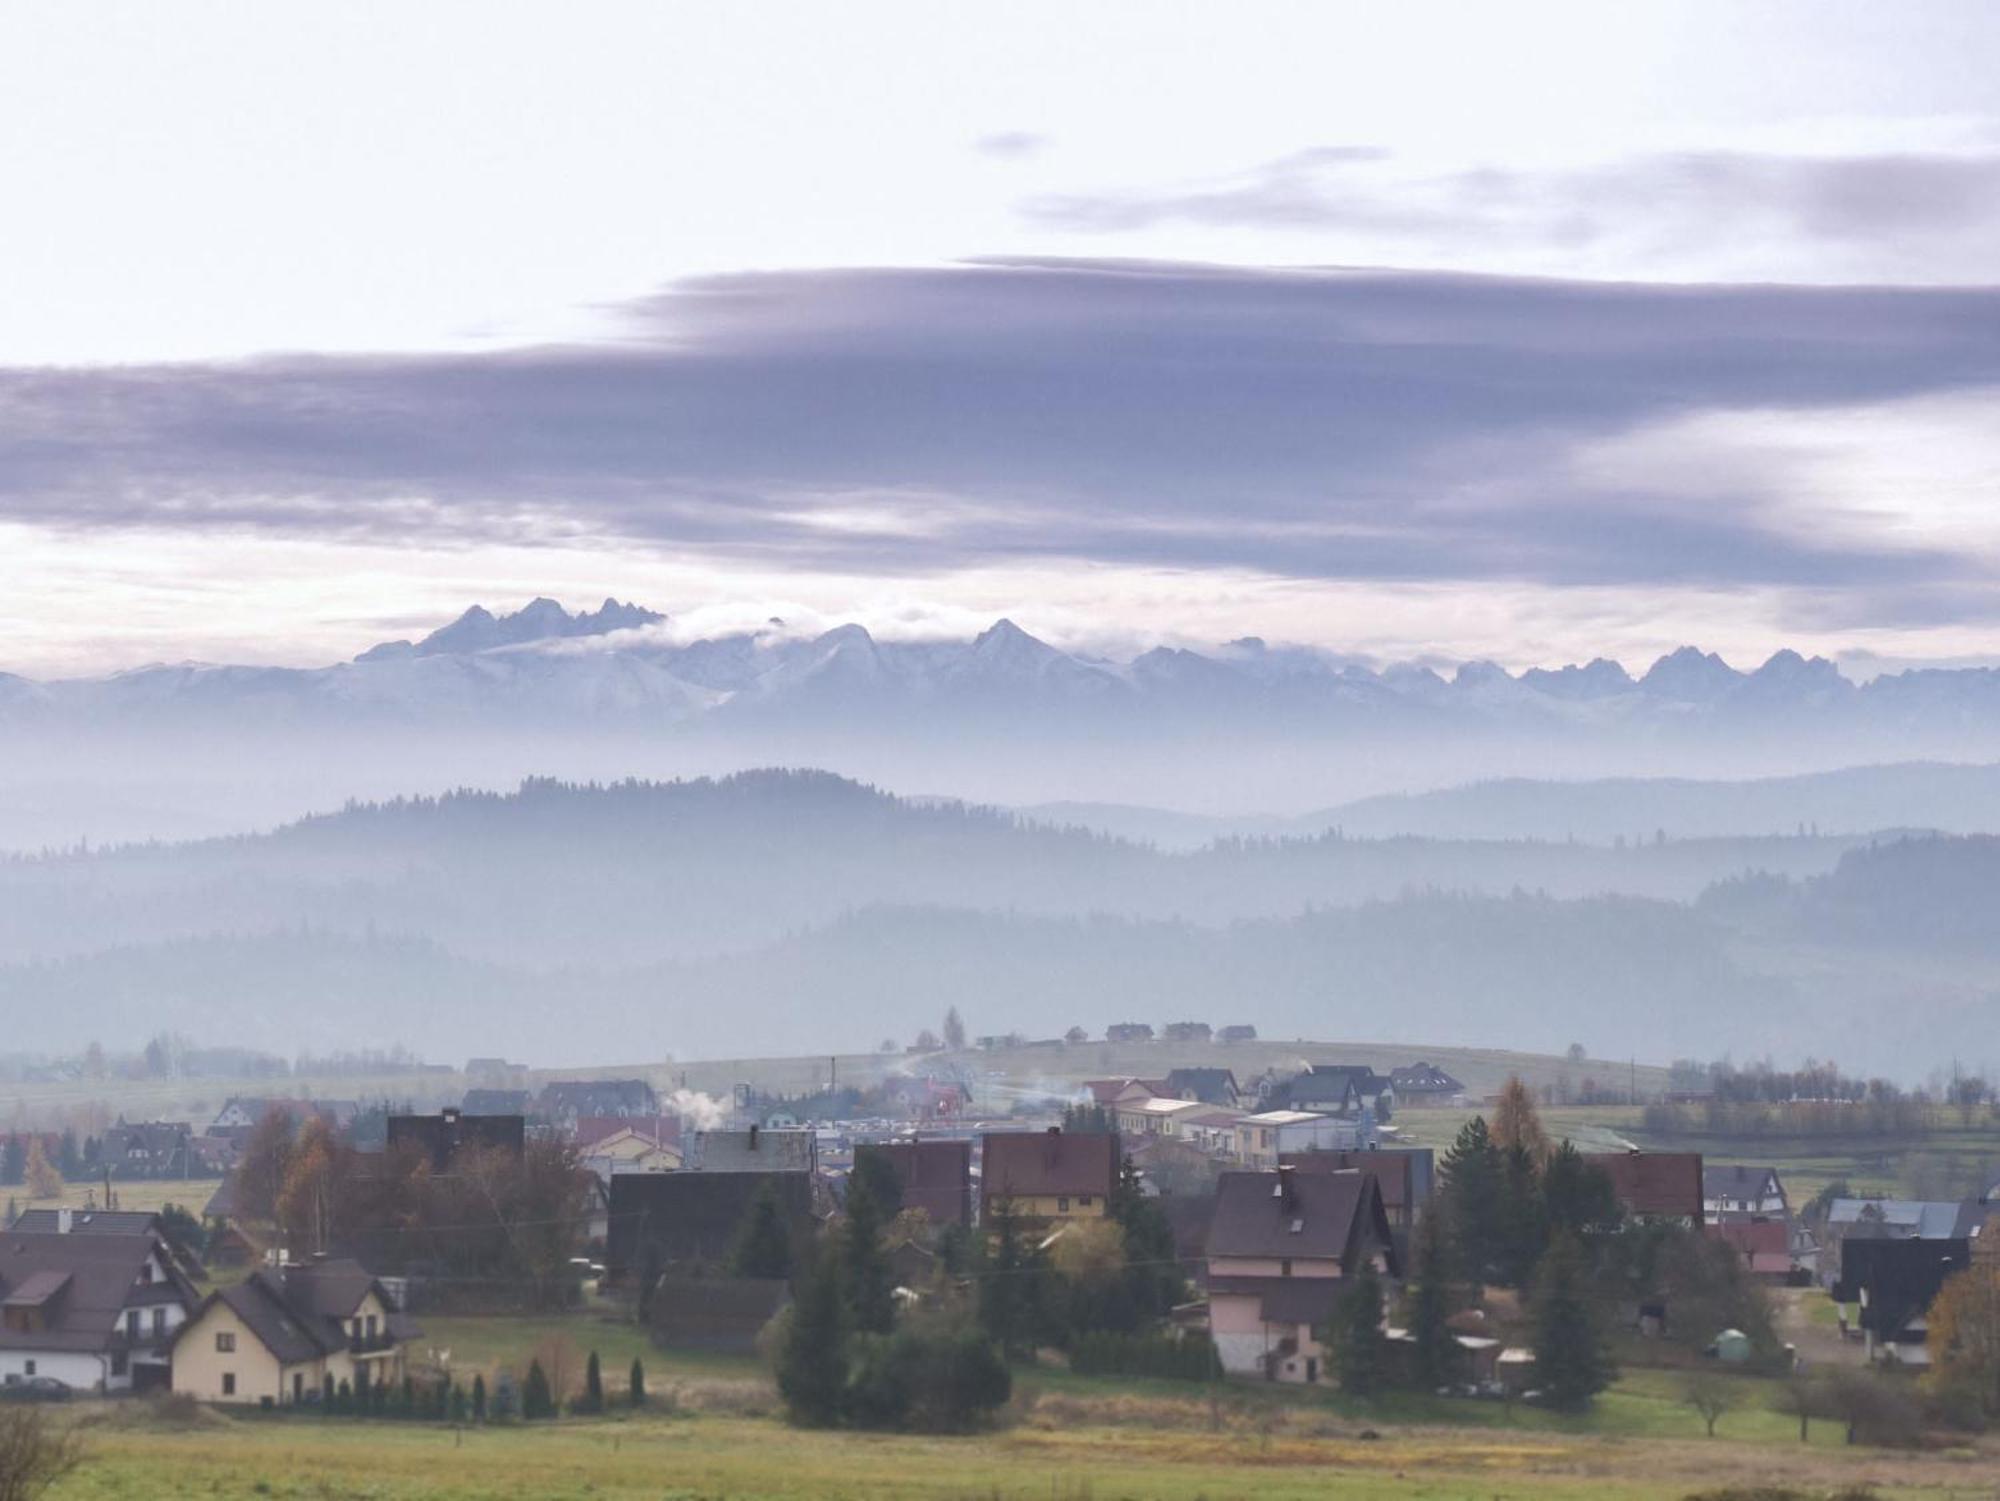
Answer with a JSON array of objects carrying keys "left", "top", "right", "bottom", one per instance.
[{"left": 355, "top": 596, "right": 664, "bottom": 661}]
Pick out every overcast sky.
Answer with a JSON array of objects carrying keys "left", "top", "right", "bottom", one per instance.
[{"left": 5, "top": 0, "right": 1999, "bottom": 676}]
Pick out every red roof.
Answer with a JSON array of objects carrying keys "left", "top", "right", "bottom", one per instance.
[
  {"left": 860, "top": 1139, "right": 972, "bottom": 1226},
  {"left": 1584, "top": 1151, "right": 1704, "bottom": 1221},
  {"left": 1706, "top": 1219, "right": 1787, "bottom": 1257},
  {"left": 981, "top": 1130, "right": 1119, "bottom": 1206}
]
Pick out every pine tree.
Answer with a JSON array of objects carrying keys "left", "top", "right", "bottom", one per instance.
[
  {"left": 1543, "top": 1140, "right": 1619, "bottom": 1237},
  {"left": 1439, "top": 1116, "right": 1501, "bottom": 1286},
  {"left": 840, "top": 1167, "right": 896, "bottom": 1336},
  {"left": 471, "top": 1373, "right": 487, "bottom": 1422},
  {"left": 977, "top": 1202, "right": 1045, "bottom": 1360},
  {"left": 729, "top": 1180, "right": 794, "bottom": 1279},
  {"left": 1326, "top": 1260, "right": 1388, "bottom": 1396},
  {"left": 942, "top": 1006, "right": 967, "bottom": 1052},
  {"left": 522, "top": 1360, "right": 555, "bottom": 1420},
  {"left": 1403, "top": 1207, "right": 1461, "bottom": 1391},
  {"left": 1532, "top": 1232, "right": 1615, "bottom": 1411},
  {"left": 1, "top": 1135, "right": 24, "bottom": 1187},
  {"left": 1496, "top": 1143, "right": 1547, "bottom": 1287},
  {"left": 628, "top": 1357, "right": 646, "bottom": 1408},
  {"left": 777, "top": 1244, "right": 850, "bottom": 1426},
  {"left": 579, "top": 1350, "right": 604, "bottom": 1413}
]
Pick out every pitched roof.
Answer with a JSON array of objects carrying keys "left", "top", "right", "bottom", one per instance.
[
  {"left": 188, "top": 1260, "right": 416, "bottom": 1366},
  {"left": 981, "top": 1130, "right": 1120, "bottom": 1204},
  {"left": 1279, "top": 1149, "right": 1417, "bottom": 1213},
  {"left": 857, "top": 1140, "right": 972, "bottom": 1227},
  {"left": 1206, "top": 1168, "right": 1393, "bottom": 1268},
  {"left": 1827, "top": 1198, "right": 1982, "bottom": 1239},
  {"left": 0, "top": 1231, "right": 194, "bottom": 1352},
  {"left": 688, "top": 1128, "right": 816, "bottom": 1172},
  {"left": 1703, "top": 1165, "right": 1783, "bottom": 1199},
  {"left": 605, "top": 1171, "right": 815, "bottom": 1274},
  {"left": 539, "top": 1079, "right": 659, "bottom": 1116},
  {"left": 1583, "top": 1151, "right": 1704, "bottom": 1219},
  {"left": 1832, "top": 1237, "right": 1971, "bottom": 1337},
  {"left": 1389, "top": 1061, "right": 1464, "bottom": 1093},
  {"left": 9, "top": 1210, "right": 163, "bottom": 1237},
  {"left": 1163, "top": 1068, "right": 1239, "bottom": 1104}
]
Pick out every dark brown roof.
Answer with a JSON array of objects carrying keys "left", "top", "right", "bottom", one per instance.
[
  {"left": 858, "top": 1140, "right": 972, "bottom": 1226},
  {"left": 186, "top": 1259, "right": 418, "bottom": 1366},
  {"left": 0, "top": 1231, "right": 195, "bottom": 1353},
  {"left": 605, "top": 1171, "right": 815, "bottom": 1276},
  {"left": 1205, "top": 1168, "right": 1393, "bottom": 1270},
  {"left": 980, "top": 1130, "right": 1119, "bottom": 1205},
  {"left": 9, "top": 1210, "right": 163, "bottom": 1237},
  {"left": 1584, "top": 1151, "right": 1704, "bottom": 1220},
  {"left": 1279, "top": 1150, "right": 1415, "bottom": 1212}
]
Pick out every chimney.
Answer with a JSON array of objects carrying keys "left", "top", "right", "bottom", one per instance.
[
  {"left": 748, "top": 1124, "right": 760, "bottom": 1151},
  {"left": 56, "top": 1208, "right": 73, "bottom": 1234},
  {"left": 1274, "top": 1163, "right": 1297, "bottom": 1211}
]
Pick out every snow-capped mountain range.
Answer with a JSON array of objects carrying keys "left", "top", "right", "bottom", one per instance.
[{"left": 5, "top": 596, "right": 2000, "bottom": 737}]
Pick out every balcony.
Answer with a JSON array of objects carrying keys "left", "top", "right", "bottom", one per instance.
[{"left": 347, "top": 1330, "right": 397, "bottom": 1356}]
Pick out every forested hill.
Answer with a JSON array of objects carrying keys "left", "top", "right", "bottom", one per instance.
[{"left": 0, "top": 769, "right": 1873, "bottom": 969}]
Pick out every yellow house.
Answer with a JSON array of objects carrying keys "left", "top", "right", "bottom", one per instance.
[
  {"left": 172, "top": 1259, "right": 417, "bottom": 1407},
  {"left": 581, "top": 1126, "right": 683, "bottom": 1182},
  {"left": 979, "top": 1129, "right": 1119, "bottom": 1226}
]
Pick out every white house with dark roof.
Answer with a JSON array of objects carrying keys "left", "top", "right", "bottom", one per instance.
[{"left": 0, "top": 1219, "right": 198, "bottom": 1393}]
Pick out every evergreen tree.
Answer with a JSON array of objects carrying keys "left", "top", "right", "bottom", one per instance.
[
  {"left": 728, "top": 1180, "right": 795, "bottom": 1279},
  {"left": 1492, "top": 1076, "right": 1551, "bottom": 1162},
  {"left": 24, "top": 1137, "right": 62, "bottom": 1200},
  {"left": 322, "top": 1372, "right": 335, "bottom": 1412},
  {"left": 777, "top": 1244, "right": 850, "bottom": 1426},
  {"left": 1325, "top": 1260, "right": 1388, "bottom": 1396},
  {"left": 840, "top": 1167, "right": 896, "bottom": 1336},
  {"left": 579, "top": 1350, "right": 604, "bottom": 1413},
  {"left": 471, "top": 1373, "right": 487, "bottom": 1422},
  {"left": 1542, "top": 1140, "right": 1619, "bottom": 1237},
  {"left": 1402, "top": 1207, "right": 1461, "bottom": 1391},
  {"left": 942, "top": 1006, "right": 966, "bottom": 1052},
  {"left": 1496, "top": 1143, "right": 1547, "bottom": 1287},
  {"left": 628, "top": 1357, "right": 646, "bottom": 1408},
  {"left": 1532, "top": 1232, "right": 1615, "bottom": 1411},
  {"left": 57, "top": 1128, "right": 81, "bottom": 1179},
  {"left": 1439, "top": 1116, "right": 1502, "bottom": 1286},
  {"left": 1, "top": 1135, "right": 24, "bottom": 1187},
  {"left": 1109, "top": 1155, "right": 1182, "bottom": 1323},
  {"left": 977, "top": 1202, "right": 1045, "bottom": 1360},
  {"left": 522, "top": 1359, "right": 555, "bottom": 1420},
  {"left": 849, "top": 1147, "right": 904, "bottom": 1220}
]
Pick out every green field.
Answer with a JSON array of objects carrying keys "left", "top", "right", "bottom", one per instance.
[{"left": 36, "top": 1317, "right": 1998, "bottom": 1501}]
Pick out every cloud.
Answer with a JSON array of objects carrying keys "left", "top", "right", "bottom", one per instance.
[
  {"left": 3, "top": 259, "right": 2000, "bottom": 611},
  {"left": 1023, "top": 149, "right": 2000, "bottom": 281}
]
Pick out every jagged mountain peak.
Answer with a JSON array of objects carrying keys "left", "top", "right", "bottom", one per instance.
[{"left": 354, "top": 596, "right": 665, "bottom": 662}]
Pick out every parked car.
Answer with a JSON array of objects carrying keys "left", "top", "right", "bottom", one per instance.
[{"left": 0, "top": 1377, "right": 73, "bottom": 1402}]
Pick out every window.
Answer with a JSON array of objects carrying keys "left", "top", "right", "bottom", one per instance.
[
  {"left": 152, "top": 1308, "right": 165, "bottom": 1337},
  {"left": 1078, "top": 1195, "right": 1093, "bottom": 1207},
  {"left": 1280, "top": 1258, "right": 1293, "bottom": 1278},
  {"left": 23, "top": 1361, "right": 34, "bottom": 1377},
  {"left": 216, "top": 1332, "right": 236, "bottom": 1353},
  {"left": 366, "top": 1314, "right": 379, "bottom": 1339},
  {"left": 126, "top": 1310, "right": 140, "bottom": 1339},
  {"left": 222, "top": 1373, "right": 236, "bottom": 1397},
  {"left": 1056, "top": 1197, "right": 1070, "bottom": 1213}
]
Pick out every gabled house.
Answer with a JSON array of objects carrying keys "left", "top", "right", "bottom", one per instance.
[
  {"left": 1705, "top": 1219, "right": 1794, "bottom": 1279},
  {"left": 1164, "top": 1068, "right": 1240, "bottom": 1108},
  {"left": 1080, "top": 1078, "right": 1167, "bottom": 1109},
  {"left": 1583, "top": 1150, "right": 1704, "bottom": 1226},
  {"left": 1279, "top": 1149, "right": 1435, "bottom": 1231},
  {"left": 1830, "top": 1237, "right": 1971, "bottom": 1365},
  {"left": 1277, "top": 1066, "right": 1393, "bottom": 1118},
  {"left": 538, "top": 1079, "right": 660, "bottom": 1124},
  {"left": 1206, "top": 1166, "right": 1397, "bottom": 1383},
  {"left": 580, "top": 1126, "right": 683, "bottom": 1183},
  {"left": 1703, "top": 1165, "right": 1788, "bottom": 1223},
  {"left": 209, "top": 1098, "right": 358, "bottom": 1135},
  {"left": 1161, "top": 1022, "right": 1212, "bottom": 1044},
  {"left": 1105, "top": 1023, "right": 1155, "bottom": 1044},
  {"left": 172, "top": 1258, "right": 419, "bottom": 1405},
  {"left": 101, "top": 1119, "right": 195, "bottom": 1179},
  {"left": 1388, "top": 1061, "right": 1465, "bottom": 1106},
  {"left": 0, "top": 1223, "right": 198, "bottom": 1393},
  {"left": 856, "top": 1139, "right": 972, "bottom": 1227},
  {"left": 1113, "top": 1097, "right": 1211, "bottom": 1140},
  {"left": 980, "top": 1129, "right": 1119, "bottom": 1225}
]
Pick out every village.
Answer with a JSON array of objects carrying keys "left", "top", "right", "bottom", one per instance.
[{"left": 4, "top": 1018, "right": 1999, "bottom": 1501}]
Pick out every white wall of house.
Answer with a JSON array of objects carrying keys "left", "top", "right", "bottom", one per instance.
[{"left": 0, "top": 1349, "right": 112, "bottom": 1392}]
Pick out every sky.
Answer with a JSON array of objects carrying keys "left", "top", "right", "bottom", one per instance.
[{"left": 4, "top": 0, "right": 2000, "bottom": 678}]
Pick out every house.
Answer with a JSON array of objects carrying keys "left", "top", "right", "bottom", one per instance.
[
  {"left": 1105, "top": 1023, "right": 1155, "bottom": 1044},
  {"left": 1275, "top": 1066, "right": 1393, "bottom": 1118},
  {"left": 1821, "top": 1197, "right": 1985, "bottom": 1282},
  {"left": 460, "top": 1088, "right": 533, "bottom": 1116},
  {"left": 1279, "top": 1149, "right": 1435, "bottom": 1231},
  {"left": 572, "top": 1114, "right": 681, "bottom": 1152},
  {"left": 980, "top": 1129, "right": 1119, "bottom": 1225},
  {"left": 1388, "top": 1062, "right": 1465, "bottom": 1106},
  {"left": 1205, "top": 1166, "right": 1397, "bottom": 1383},
  {"left": 385, "top": 1108, "right": 525, "bottom": 1172},
  {"left": 1080, "top": 1078, "right": 1168, "bottom": 1109},
  {"left": 172, "top": 1258, "right": 419, "bottom": 1405},
  {"left": 685, "top": 1126, "right": 816, "bottom": 1174},
  {"left": 1704, "top": 1165, "right": 1789, "bottom": 1223},
  {"left": 1164, "top": 1068, "right": 1240, "bottom": 1108},
  {"left": 538, "top": 1079, "right": 660, "bottom": 1124},
  {"left": 1583, "top": 1150, "right": 1704, "bottom": 1225},
  {"left": 8, "top": 1210, "right": 202, "bottom": 1283},
  {"left": 0, "top": 1221, "right": 198, "bottom": 1393},
  {"left": 1830, "top": 1237, "right": 1972, "bottom": 1365},
  {"left": 100, "top": 1119, "right": 195, "bottom": 1180},
  {"left": 1113, "top": 1097, "right": 1211, "bottom": 1140},
  {"left": 1217, "top": 1025, "right": 1258, "bottom": 1044},
  {"left": 1161, "top": 1022, "right": 1212, "bottom": 1044},
  {"left": 208, "top": 1098, "right": 359, "bottom": 1137},
  {"left": 579, "top": 1126, "right": 683, "bottom": 1183},
  {"left": 1234, "top": 1111, "right": 1361, "bottom": 1169},
  {"left": 856, "top": 1139, "right": 973, "bottom": 1227},
  {"left": 1181, "top": 1108, "right": 1247, "bottom": 1155},
  {"left": 605, "top": 1171, "right": 815, "bottom": 1281},
  {"left": 1706, "top": 1219, "right": 1794, "bottom": 1279}
]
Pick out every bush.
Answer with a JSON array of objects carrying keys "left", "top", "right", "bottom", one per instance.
[
  {"left": 845, "top": 1325, "right": 1013, "bottom": 1432},
  {"left": 1823, "top": 1370, "right": 1923, "bottom": 1448},
  {"left": 1069, "top": 1331, "right": 1222, "bottom": 1383}
]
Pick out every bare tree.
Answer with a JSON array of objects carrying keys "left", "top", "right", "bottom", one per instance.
[
  {"left": 1683, "top": 1369, "right": 1738, "bottom": 1437},
  {"left": 0, "top": 1409, "right": 87, "bottom": 1501}
]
